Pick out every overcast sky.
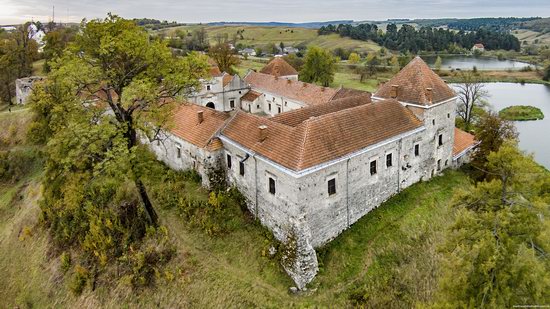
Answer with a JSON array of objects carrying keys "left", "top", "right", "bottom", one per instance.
[{"left": 1, "top": 0, "right": 549, "bottom": 25}]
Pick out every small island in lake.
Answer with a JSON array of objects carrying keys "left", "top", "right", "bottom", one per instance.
[{"left": 499, "top": 105, "right": 544, "bottom": 121}]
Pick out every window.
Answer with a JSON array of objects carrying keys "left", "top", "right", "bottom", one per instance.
[
  {"left": 432, "top": 119, "right": 435, "bottom": 126},
  {"left": 227, "top": 154, "right": 232, "bottom": 169},
  {"left": 386, "top": 153, "right": 393, "bottom": 167},
  {"left": 414, "top": 144, "right": 420, "bottom": 157},
  {"left": 437, "top": 159, "right": 441, "bottom": 171},
  {"left": 206, "top": 85, "right": 211, "bottom": 91},
  {"left": 257, "top": 104, "right": 260, "bottom": 109},
  {"left": 370, "top": 160, "right": 377, "bottom": 175},
  {"left": 269, "top": 177, "right": 276, "bottom": 194},
  {"left": 278, "top": 106, "right": 281, "bottom": 114},
  {"left": 284, "top": 101, "right": 288, "bottom": 106},
  {"left": 438, "top": 134, "right": 443, "bottom": 146},
  {"left": 445, "top": 159, "right": 448, "bottom": 166},
  {"left": 447, "top": 113, "right": 450, "bottom": 118},
  {"left": 239, "top": 161, "right": 245, "bottom": 176},
  {"left": 328, "top": 178, "right": 336, "bottom": 196},
  {"left": 176, "top": 145, "right": 181, "bottom": 158},
  {"left": 269, "top": 103, "right": 272, "bottom": 111},
  {"left": 230, "top": 99, "right": 235, "bottom": 109}
]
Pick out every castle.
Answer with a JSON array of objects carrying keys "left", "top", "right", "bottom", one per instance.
[{"left": 147, "top": 56, "right": 478, "bottom": 288}]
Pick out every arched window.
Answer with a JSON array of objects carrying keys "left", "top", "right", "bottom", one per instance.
[{"left": 206, "top": 102, "right": 215, "bottom": 109}]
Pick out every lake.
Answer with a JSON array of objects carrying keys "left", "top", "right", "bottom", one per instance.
[
  {"left": 453, "top": 83, "right": 550, "bottom": 169},
  {"left": 423, "top": 55, "right": 532, "bottom": 71}
]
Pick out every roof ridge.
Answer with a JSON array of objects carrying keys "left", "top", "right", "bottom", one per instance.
[{"left": 295, "top": 118, "right": 313, "bottom": 170}]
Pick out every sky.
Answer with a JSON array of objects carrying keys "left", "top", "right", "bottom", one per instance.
[{"left": 1, "top": 0, "right": 549, "bottom": 25}]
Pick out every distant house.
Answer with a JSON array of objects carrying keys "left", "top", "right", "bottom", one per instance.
[
  {"left": 472, "top": 43, "right": 485, "bottom": 52},
  {"left": 283, "top": 46, "right": 299, "bottom": 54},
  {"left": 239, "top": 48, "right": 256, "bottom": 57}
]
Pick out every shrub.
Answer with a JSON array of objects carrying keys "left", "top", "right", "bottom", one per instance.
[
  {"left": 69, "top": 265, "right": 89, "bottom": 295},
  {"left": 118, "top": 226, "right": 175, "bottom": 288},
  {"left": 60, "top": 252, "right": 72, "bottom": 273},
  {"left": 0, "top": 149, "right": 42, "bottom": 183}
]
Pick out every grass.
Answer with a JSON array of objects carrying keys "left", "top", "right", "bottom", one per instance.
[
  {"left": 499, "top": 105, "right": 545, "bottom": 121},
  {"left": 32, "top": 59, "right": 45, "bottom": 77},
  {"left": 160, "top": 25, "right": 380, "bottom": 53}
]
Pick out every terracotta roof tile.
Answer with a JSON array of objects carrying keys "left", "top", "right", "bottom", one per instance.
[
  {"left": 374, "top": 56, "right": 455, "bottom": 106},
  {"left": 209, "top": 66, "right": 222, "bottom": 77},
  {"left": 271, "top": 94, "right": 372, "bottom": 127},
  {"left": 222, "top": 73, "right": 233, "bottom": 87},
  {"left": 169, "top": 103, "right": 230, "bottom": 148},
  {"left": 241, "top": 90, "right": 262, "bottom": 102},
  {"left": 221, "top": 99, "right": 423, "bottom": 171},
  {"left": 260, "top": 57, "right": 298, "bottom": 77},
  {"left": 453, "top": 127, "right": 479, "bottom": 157},
  {"left": 331, "top": 87, "right": 372, "bottom": 100},
  {"left": 244, "top": 71, "right": 338, "bottom": 106}
]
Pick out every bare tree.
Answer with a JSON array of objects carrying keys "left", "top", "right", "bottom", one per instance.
[{"left": 455, "top": 72, "right": 489, "bottom": 130}]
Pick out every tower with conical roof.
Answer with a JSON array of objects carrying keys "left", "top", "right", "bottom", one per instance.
[
  {"left": 374, "top": 56, "right": 457, "bottom": 178},
  {"left": 260, "top": 57, "right": 299, "bottom": 81}
]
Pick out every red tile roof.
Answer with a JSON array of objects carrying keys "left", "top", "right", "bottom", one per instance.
[
  {"left": 453, "top": 127, "right": 478, "bottom": 157},
  {"left": 222, "top": 73, "right": 233, "bottom": 87},
  {"left": 271, "top": 94, "right": 372, "bottom": 127},
  {"left": 244, "top": 71, "right": 338, "bottom": 106},
  {"left": 241, "top": 90, "right": 262, "bottom": 102},
  {"left": 260, "top": 57, "right": 298, "bottom": 77},
  {"left": 169, "top": 103, "right": 230, "bottom": 149},
  {"left": 374, "top": 56, "right": 455, "bottom": 106},
  {"left": 221, "top": 99, "right": 423, "bottom": 171}
]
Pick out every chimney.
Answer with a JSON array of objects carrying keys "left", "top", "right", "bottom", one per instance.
[
  {"left": 425, "top": 88, "right": 433, "bottom": 103},
  {"left": 258, "top": 125, "right": 268, "bottom": 142},
  {"left": 391, "top": 85, "right": 399, "bottom": 98},
  {"left": 197, "top": 110, "right": 204, "bottom": 124}
]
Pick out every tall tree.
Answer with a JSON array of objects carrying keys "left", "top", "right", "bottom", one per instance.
[
  {"left": 348, "top": 52, "right": 361, "bottom": 64},
  {"left": 37, "top": 14, "right": 208, "bottom": 225},
  {"left": 0, "top": 23, "right": 39, "bottom": 105},
  {"left": 471, "top": 111, "right": 518, "bottom": 180},
  {"left": 435, "top": 141, "right": 550, "bottom": 307},
  {"left": 208, "top": 42, "right": 240, "bottom": 74},
  {"left": 300, "top": 46, "right": 336, "bottom": 87},
  {"left": 455, "top": 72, "right": 489, "bottom": 131},
  {"left": 42, "top": 26, "right": 77, "bottom": 72}
]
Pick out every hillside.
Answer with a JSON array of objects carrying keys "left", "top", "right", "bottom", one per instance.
[
  {"left": 0, "top": 107, "right": 470, "bottom": 308},
  {"left": 159, "top": 25, "right": 381, "bottom": 53}
]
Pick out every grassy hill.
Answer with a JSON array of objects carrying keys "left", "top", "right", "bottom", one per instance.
[
  {"left": 0, "top": 107, "right": 470, "bottom": 308},
  {"left": 159, "top": 25, "right": 381, "bottom": 53}
]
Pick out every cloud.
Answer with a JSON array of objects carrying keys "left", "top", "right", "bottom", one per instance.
[{"left": 0, "top": 0, "right": 549, "bottom": 25}]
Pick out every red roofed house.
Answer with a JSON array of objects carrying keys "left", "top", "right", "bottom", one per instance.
[{"left": 472, "top": 43, "right": 485, "bottom": 52}]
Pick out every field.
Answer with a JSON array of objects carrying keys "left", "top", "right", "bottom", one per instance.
[
  {"left": 0, "top": 107, "right": 471, "bottom": 308},
  {"left": 513, "top": 29, "right": 550, "bottom": 48},
  {"left": 160, "top": 25, "right": 381, "bottom": 53}
]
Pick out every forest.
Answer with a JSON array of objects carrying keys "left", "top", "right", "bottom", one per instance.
[{"left": 318, "top": 23, "right": 521, "bottom": 53}]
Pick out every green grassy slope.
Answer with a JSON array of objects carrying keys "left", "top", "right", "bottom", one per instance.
[{"left": 161, "top": 25, "right": 380, "bottom": 53}]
